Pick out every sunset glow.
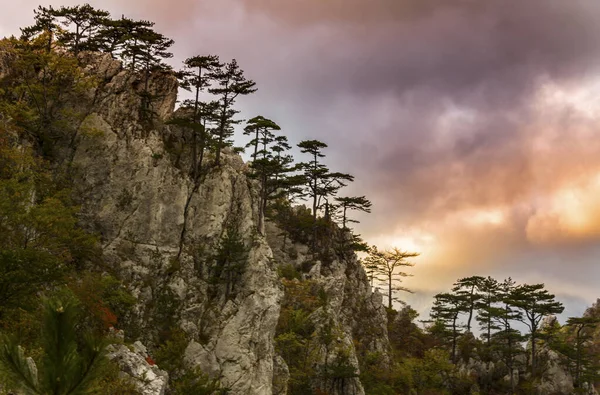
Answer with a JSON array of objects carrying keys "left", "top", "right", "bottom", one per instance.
[{"left": 4, "top": 0, "right": 600, "bottom": 312}]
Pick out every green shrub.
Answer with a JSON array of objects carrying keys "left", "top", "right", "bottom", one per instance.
[
  {"left": 154, "top": 329, "right": 188, "bottom": 375},
  {"left": 278, "top": 264, "right": 301, "bottom": 281},
  {"left": 171, "top": 367, "right": 228, "bottom": 395}
]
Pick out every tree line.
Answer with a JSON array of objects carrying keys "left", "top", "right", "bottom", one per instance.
[{"left": 426, "top": 275, "right": 600, "bottom": 392}]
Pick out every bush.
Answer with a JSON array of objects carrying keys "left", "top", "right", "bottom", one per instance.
[
  {"left": 154, "top": 329, "right": 188, "bottom": 375},
  {"left": 68, "top": 272, "right": 137, "bottom": 334},
  {"left": 278, "top": 264, "right": 301, "bottom": 281},
  {"left": 171, "top": 367, "right": 228, "bottom": 395}
]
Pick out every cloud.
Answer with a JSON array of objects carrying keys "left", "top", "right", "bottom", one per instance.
[{"left": 5, "top": 0, "right": 600, "bottom": 309}]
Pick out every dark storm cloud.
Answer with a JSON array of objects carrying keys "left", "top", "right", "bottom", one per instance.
[{"left": 243, "top": 0, "right": 600, "bottom": 98}]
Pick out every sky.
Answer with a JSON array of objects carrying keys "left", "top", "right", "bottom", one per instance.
[{"left": 3, "top": 0, "right": 600, "bottom": 318}]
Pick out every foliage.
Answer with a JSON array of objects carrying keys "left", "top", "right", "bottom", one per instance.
[
  {"left": 0, "top": 295, "right": 110, "bottom": 394},
  {"left": 275, "top": 279, "right": 326, "bottom": 394},
  {"left": 333, "top": 196, "right": 372, "bottom": 230},
  {"left": 0, "top": 130, "right": 99, "bottom": 320},
  {"left": 174, "top": 55, "right": 221, "bottom": 179},
  {"left": 295, "top": 140, "right": 354, "bottom": 250},
  {"left": 430, "top": 292, "right": 465, "bottom": 363},
  {"left": 1, "top": 37, "right": 93, "bottom": 157},
  {"left": 154, "top": 329, "right": 188, "bottom": 377},
  {"left": 171, "top": 367, "right": 228, "bottom": 395},
  {"left": 208, "top": 59, "right": 257, "bottom": 166},
  {"left": 510, "top": 283, "right": 564, "bottom": 375},
  {"left": 8, "top": 6, "right": 598, "bottom": 395},
  {"left": 208, "top": 221, "right": 249, "bottom": 300},
  {"left": 364, "top": 246, "right": 418, "bottom": 309},
  {"left": 68, "top": 272, "right": 137, "bottom": 335},
  {"left": 278, "top": 264, "right": 302, "bottom": 281}
]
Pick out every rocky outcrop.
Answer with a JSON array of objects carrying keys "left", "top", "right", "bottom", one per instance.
[
  {"left": 0, "top": 50, "right": 390, "bottom": 394},
  {"left": 106, "top": 342, "right": 169, "bottom": 395},
  {"left": 536, "top": 349, "right": 574, "bottom": 395},
  {"left": 266, "top": 223, "right": 390, "bottom": 395},
  {"left": 70, "top": 53, "right": 282, "bottom": 394}
]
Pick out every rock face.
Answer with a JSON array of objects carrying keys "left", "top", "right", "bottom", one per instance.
[
  {"left": 106, "top": 342, "right": 169, "bottom": 395},
  {"left": 536, "top": 349, "right": 573, "bottom": 395},
  {"left": 71, "top": 53, "right": 282, "bottom": 393},
  {"left": 1, "top": 51, "right": 390, "bottom": 394},
  {"left": 266, "top": 223, "right": 390, "bottom": 395}
]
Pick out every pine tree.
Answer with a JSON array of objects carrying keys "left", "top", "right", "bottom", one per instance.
[
  {"left": 125, "top": 26, "right": 173, "bottom": 118},
  {"left": 110, "top": 17, "right": 156, "bottom": 70},
  {"left": 248, "top": 131, "right": 295, "bottom": 232},
  {"left": 474, "top": 276, "right": 501, "bottom": 345},
  {"left": 510, "top": 283, "right": 564, "bottom": 376},
  {"left": 565, "top": 317, "right": 600, "bottom": 390},
  {"left": 333, "top": 196, "right": 372, "bottom": 230},
  {"left": 365, "top": 246, "right": 418, "bottom": 309},
  {"left": 21, "top": 4, "right": 111, "bottom": 55},
  {"left": 493, "top": 278, "right": 523, "bottom": 392},
  {"left": 210, "top": 224, "right": 249, "bottom": 300},
  {"left": 177, "top": 55, "right": 222, "bottom": 178},
  {"left": 20, "top": 6, "right": 58, "bottom": 52},
  {"left": 270, "top": 136, "right": 295, "bottom": 189},
  {"left": 0, "top": 296, "right": 108, "bottom": 394},
  {"left": 430, "top": 292, "right": 465, "bottom": 363},
  {"left": 296, "top": 140, "right": 353, "bottom": 249},
  {"left": 244, "top": 116, "right": 281, "bottom": 163},
  {"left": 451, "top": 276, "right": 484, "bottom": 333},
  {"left": 95, "top": 17, "right": 152, "bottom": 58},
  {"left": 208, "top": 60, "right": 257, "bottom": 166},
  {"left": 297, "top": 139, "right": 327, "bottom": 224},
  {"left": 51, "top": 4, "right": 111, "bottom": 55}
]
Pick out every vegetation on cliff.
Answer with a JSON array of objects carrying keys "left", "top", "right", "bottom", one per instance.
[{"left": 0, "top": 4, "right": 599, "bottom": 395}]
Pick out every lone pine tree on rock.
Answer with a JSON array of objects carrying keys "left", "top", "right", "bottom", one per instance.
[
  {"left": 209, "top": 59, "right": 257, "bottom": 166},
  {"left": 177, "top": 54, "right": 222, "bottom": 178},
  {"left": 365, "top": 246, "right": 418, "bottom": 310}
]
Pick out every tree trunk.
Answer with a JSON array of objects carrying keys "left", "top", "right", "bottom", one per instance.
[
  {"left": 531, "top": 326, "right": 537, "bottom": 376},
  {"left": 508, "top": 335, "right": 514, "bottom": 391},
  {"left": 75, "top": 25, "right": 80, "bottom": 55},
  {"left": 311, "top": 173, "right": 318, "bottom": 251},
  {"left": 575, "top": 328, "right": 582, "bottom": 388},
  {"left": 388, "top": 272, "right": 393, "bottom": 309},
  {"left": 253, "top": 129, "right": 259, "bottom": 161},
  {"left": 192, "top": 67, "right": 201, "bottom": 180},
  {"left": 198, "top": 119, "right": 206, "bottom": 173},
  {"left": 466, "top": 285, "right": 475, "bottom": 332},
  {"left": 486, "top": 298, "right": 491, "bottom": 344},
  {"left": 452, "top": 317, "right": 457, "bottom": 363},
  {"left": 215, "top": 91, "right": 229, "bottom": 167}
]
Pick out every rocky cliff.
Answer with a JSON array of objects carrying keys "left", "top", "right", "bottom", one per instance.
[{"left": 60, "top": 53, "right": 389, "bottom": 394}]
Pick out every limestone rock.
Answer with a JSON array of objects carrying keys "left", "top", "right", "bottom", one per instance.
[
  {"left": 272, "top": 355, "right": 290, "bottom": 395},
  {"left": 266, "top": 222, "right": 391, "bottom": 395},
  {"left": 70, "top": 53, "right": 282, "bottom": 394},
  {"left": 537, "top": 349, "right": 574, "bottom": 395},
  {"left": 106, "top": 343, "right": 169, "bottom": 395}
]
